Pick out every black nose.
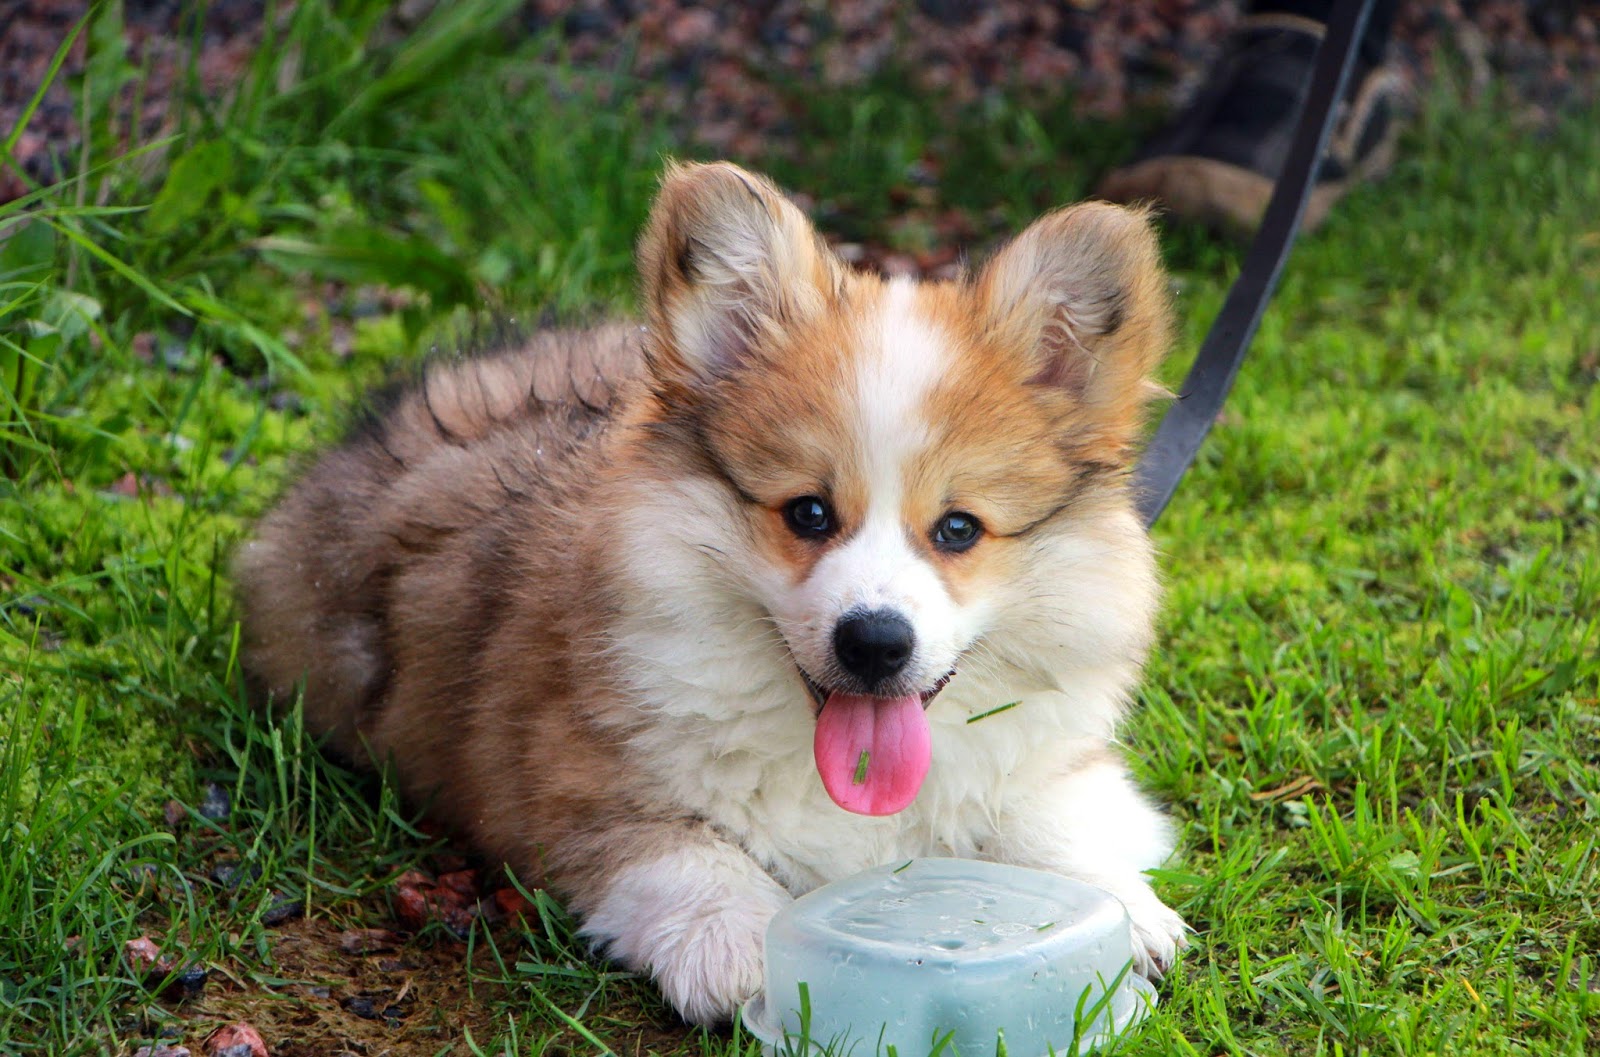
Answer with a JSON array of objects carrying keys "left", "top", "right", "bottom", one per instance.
[{"left": 833, "top": 609, "right": 915, "bottom": 689}]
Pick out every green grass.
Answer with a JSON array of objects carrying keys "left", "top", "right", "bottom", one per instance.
[{"left": 3, "top": 3, "right": 1598, "bottom": 1054}]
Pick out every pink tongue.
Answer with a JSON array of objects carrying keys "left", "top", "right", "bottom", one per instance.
[{"left": 813, "top": 692, "right": 932, "bottom": 816}]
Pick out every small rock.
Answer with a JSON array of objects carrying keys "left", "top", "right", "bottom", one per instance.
[
  {"left": 204, "top": 1022, "right": 268, "bottom": 1057},
  {"left": 168, "top": 964, "right": 208, "bottom": 1000},
  {"left": 197, "top": 783, "right": 231, "bottom": 823},
  {"left": 133, "top": 1046, "right": 191, "bottom": 1057},
  {"left": 394, "top": 868, "right": 434, "bottom": 888},
  {"left": 124, "top": 936, "right": 205, "bottom": 997},
  {"left": 390, "top": 867, "right": 476, "bottom": 937},
  {"left": 130, "top": 332, "right": 157, "bottom": 363},
  {"left": 126, "top": 863, "right": 162, "bottom": 895},
  {"left": 125, "top": 936, "right": 167, "bottom": 973},
  {"left": 437, "top": 869, "right": 479, "bottom": 900},
  {"left": 338, "top": 928, "right": 402, "bottom": 955},
  {"left": 492, "top": 887, "right": 530, "bottom": 920},
  {"left": 259, "top": 895, "right": 303, "bottom": 927},
  {"left": 107, "top": 472, "right": 141, "bottom": 498},
  {"left": 340, "top": 995, "right": 381, "bottom": 1020},
  {"left": 209, "top": 862, "right": 262, "bottom": 890},
  {"left": 163, "top": 800, "right": 186, "bottom": 827},
  {"left": 392, "top": 884, "right": 431, "bottom": 931}
]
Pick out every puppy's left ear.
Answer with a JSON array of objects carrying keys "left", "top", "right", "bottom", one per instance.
[
  {"left": 976, "top": 202, "right": 1172, "bottom": 448},
  {"left": 638, "top": 161, "right": 841, "bottom": 398}
]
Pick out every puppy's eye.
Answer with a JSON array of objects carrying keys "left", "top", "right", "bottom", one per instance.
[
  {"left": 783, "top": 495, "right": 834, "bottom": 537},
  {"left": 932, "top": 511, "right": 981, "bottom": 552}
]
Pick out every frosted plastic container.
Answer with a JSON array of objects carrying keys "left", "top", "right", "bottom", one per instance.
[{"left": 742, "top": 858, "right": 1154, "bottom": 1057}]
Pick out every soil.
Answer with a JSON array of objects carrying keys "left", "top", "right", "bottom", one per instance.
[
  {"left": 132, "top": 895, "right": 693, "bottom": 1056},
  {"left": 188, "top": 914, "right": 504, "bottom": 1056}
]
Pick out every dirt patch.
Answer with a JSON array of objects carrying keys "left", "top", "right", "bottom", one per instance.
[
  {"left": 183, "top": 914, "right": 501, "bottom": 1056},
  {"left": 169, "top": 909, "right": 696, "bottom": 1056}
]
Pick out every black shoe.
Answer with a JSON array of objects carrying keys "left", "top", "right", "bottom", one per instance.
[{"left": 1098, "top": 13, "right": 1404, "bottom": 236}]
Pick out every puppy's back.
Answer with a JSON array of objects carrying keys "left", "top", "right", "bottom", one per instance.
[{"left": 234, "top": 323, "right": 642, "bottom": 758}]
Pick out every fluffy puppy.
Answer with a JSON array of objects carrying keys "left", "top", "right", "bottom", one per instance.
[{"left": 235, "top": 161, "right": 1188, "bottom": 1025}]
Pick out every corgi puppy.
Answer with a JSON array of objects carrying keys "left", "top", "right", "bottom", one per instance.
[{"left": 235, "top": 162, "right": 1188, "bottom": 1025}]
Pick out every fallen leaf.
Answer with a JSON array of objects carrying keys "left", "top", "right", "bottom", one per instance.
[{"left": 1248, "top": 775, "right": 1323, "bottom": 802}]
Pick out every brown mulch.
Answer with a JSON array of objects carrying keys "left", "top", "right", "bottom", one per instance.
[
  {"left": 181, "top": 910, "right": 689, "bottom": 1056},
  {"left": 4, "top": 1, "right": 1599, "bottom": 204},
  {"left": 163, "top": 913, "right": 500, "bottom": 1056},
  {"left": 120, "top": 864, "right": 691, "bottom": 1056}
]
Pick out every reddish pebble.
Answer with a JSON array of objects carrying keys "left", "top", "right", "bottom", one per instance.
[
  {"left": 163, "top": 800, "right": 186, "bottom": 827},
  {"left": 437, "top": 869, "right": 478, "bottom": 899},
  {"left": 392, "top": 885, "right": 430, "bottom": 930},
  {"left": 125, "top": 936, "right": 167, "bottom": 972},
  {"left": 205, "top": 1021, "right": 268, "bottom": 1057},
  {"left": 395, "top": 869, "right": 434, "bottom": 889},
  {"left": 493, "top": 888, "right": 530, "bottom": 919}
]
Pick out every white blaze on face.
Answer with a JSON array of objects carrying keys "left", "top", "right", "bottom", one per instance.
[{"left": 773, "top": 280, "right": 971, "bottom": 689}]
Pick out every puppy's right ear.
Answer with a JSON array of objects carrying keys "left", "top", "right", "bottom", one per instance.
[{"left": 638, "top": 162, "right": 840, "bottom": 396}]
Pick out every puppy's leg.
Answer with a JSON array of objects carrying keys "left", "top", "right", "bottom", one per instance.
[
  {"left": 574, "top": 827, "right": 791, "bottom": 1025},
  {"left": 991, "top": 749, "right": 1189, "bottom": 978}
]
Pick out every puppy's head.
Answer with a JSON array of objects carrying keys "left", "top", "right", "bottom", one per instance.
[{"left": 632, "top": 162, "right": 1170, "bottom": 815}]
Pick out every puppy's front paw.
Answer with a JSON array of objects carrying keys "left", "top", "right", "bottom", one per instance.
[
  {"left": 650, "top": 898, "right": 773, "bottom": 1025},
  {"left": 579, "top": 843, "right": 791, "bottom": 1026},
  {"left": 1122, "top": 891, "right": 1189, "bottom": 980}
]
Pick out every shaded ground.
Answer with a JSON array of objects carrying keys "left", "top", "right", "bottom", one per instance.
[
  {"left": 144, "top": 912, "right": 693, "bottom": 1056},
  {"left": 191, "top": 914, "right": 504, "bottom": 1055},
  {"left": 5, "top": 0, "right": 1600, "bottom": 201},
  {"left": 119, "top": 818, "right": 702, "bottom": 1056}
]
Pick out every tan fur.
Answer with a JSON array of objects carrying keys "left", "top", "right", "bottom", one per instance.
[
  {"left": 235, "top": 162, "right": 1178, "bottom": 1022},
  {"left": 235, "top": 322, "right": 690, "bottom": 891}
]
